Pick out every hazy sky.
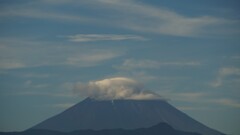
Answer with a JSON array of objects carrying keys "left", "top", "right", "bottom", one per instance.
[{"left": 0, "top": 0, "right": 240, "bottom": 134}]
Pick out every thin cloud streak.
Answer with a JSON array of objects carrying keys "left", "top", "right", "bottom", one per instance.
[
  {"left": 164, "top": 92, "right": 207, "bottom": 102},
  {"left": 0, "top": 61, "right": 26, "bottom": 70},
  {"left": 0, "top": 39, "right": 124, "bottom": 70},
  {"left": 212, "top": 98, "right": 240, "bottom": 108},
  {"left": 162, "top": 91, "right": 240, "bottom": 108},
  {"left": 116, "top": 59, "right": 201, "bottom": 70},
  {"left": 66, "top": 34, "right": 147, "bottom": 42},
  {"left": 0, "top": 8, "right": 95, "bottom": 23},
  {"left": 177, "top": 106, "right": 210, "bottom": 111},
  {"left": 66, "top": 49, "right": 123, "bottom": 67}
]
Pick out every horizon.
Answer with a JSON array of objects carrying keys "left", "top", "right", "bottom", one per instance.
[{"left": 0, "top": 0, "right": 240, "bottom": 135}]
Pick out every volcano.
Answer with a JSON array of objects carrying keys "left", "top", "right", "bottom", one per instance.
[{"left": 31, "top": 98, "right": 224, "bottom": 135}]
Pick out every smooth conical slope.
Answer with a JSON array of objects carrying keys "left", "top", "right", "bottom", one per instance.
[{"left": 31, "top": 98, "right": 223, "bottom": 135}]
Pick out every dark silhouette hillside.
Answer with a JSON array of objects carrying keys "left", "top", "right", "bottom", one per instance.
[{"left": 0, "top": 122, "right": 201, "bottom": 135}]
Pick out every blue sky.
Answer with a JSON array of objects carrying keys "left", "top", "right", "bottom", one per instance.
[{"left": 0, "top": 0, "right": 240, "bottom": 134}]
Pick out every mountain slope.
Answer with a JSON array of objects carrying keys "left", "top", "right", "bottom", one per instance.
[
  {"left": 0, "top": 123, "right": 201, "bottom": 135},
  {"left": 31, "top": 98, "right": 223, "bottom": 135}
]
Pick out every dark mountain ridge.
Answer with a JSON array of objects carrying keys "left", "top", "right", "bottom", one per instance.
[{"left": 0, "top": 122, "right": 202, "bottom": 135}]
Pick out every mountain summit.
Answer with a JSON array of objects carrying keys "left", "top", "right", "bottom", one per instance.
[{"left": 31, "top": 98, "right": 223, "bottom": 135}]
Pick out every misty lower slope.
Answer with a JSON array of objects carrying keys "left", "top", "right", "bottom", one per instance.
[
  {"left": 0, "top": 123, "right": 201, "bottom": 135},
  {"left": 31, "top": 98, "right": 223, "bottom": 135}
]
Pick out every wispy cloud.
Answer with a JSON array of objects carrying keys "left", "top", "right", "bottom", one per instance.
[
  {"left": 115, "top": 59, "right": 201, "bottom": 70},
  {"left": 116, "top": 59, "right": 160, "bottom": 70},
  {"left": 111, "top": 71, "right": 158, "bottom": 83},
  {"left": 167, "top": 92, "right": 207, "bottom": 102},
  {"left": 212, "top": 98, "right": 240, "bottom": 108},
  {"left": 20, "top": 91, "right": 76, "bottom": 98},
  {"left": 1, "top": 0, "right": 238, "bottom": 37},
  {"left": 66, "top": 34, "right": 147, "bottom": 42},
  {"left": 113, "top": 59, "right": 201, "bottom": 84},
  {"left": 73, "top": 77, "right": 162, "bottom": 100},
  {"left": 218, "top": 67, "right": 240, "bottom": 76},
  {"left": 24, "top": 80, "right": 49, "bottom": 89},
  {"left": 162, "top": 90, "right": 240, "bottom": 108},
  {"left": 0, "top": 8, "right": 94, "bottom": 23},
  {"left": 0, "top": 38, "right": 124, "bottom": 70},
  {"left": 0, "top": 61, "right": 26, "bottom": 70},
  {"left": 93, "top": 0, "right": 238, "bottom": 37},
  {"left": 211, "top": 67, "right": 240, "bottom": 87},
  {"left": 66, "top": 49, "right": 123, "bottom": 67}
]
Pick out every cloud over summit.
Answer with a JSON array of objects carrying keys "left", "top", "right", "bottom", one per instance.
[{"left": 74, "top": 77, "right": 162, "bottom": 100}]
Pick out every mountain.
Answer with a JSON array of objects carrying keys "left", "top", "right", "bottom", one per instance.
[
  {"left": 31, "top": 98, "right": 224, "bottom": 135},
  {"left": 0, "top": 123, "right": 201, "bottom": 135}
]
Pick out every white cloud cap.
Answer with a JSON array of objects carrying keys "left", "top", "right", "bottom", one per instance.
[{"left": 74, "top": 77, "right": 162, "bottom": 100}]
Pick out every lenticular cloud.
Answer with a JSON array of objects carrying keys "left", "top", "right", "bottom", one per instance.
[{"left": 74, "top": 77, "right": 161, "bottom": 100}]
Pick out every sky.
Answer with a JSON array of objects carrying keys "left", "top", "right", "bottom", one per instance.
[{"left": 0, "top": 0, "right": 240, "bottom": 134}]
